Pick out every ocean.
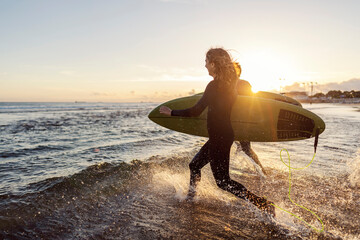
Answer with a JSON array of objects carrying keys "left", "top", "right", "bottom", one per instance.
[{"left": 0, "top": 102, "right": 359, "bottom": 239}]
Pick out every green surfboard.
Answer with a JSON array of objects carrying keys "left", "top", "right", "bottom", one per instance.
[
  {"left": 148, "top": 93, "right": 325, "bottom": 142},
  {"left": 195, "top": 91, "right": 302, "bottom": 107}
]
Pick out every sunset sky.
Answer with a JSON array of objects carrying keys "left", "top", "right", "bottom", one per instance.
[{"left": 1, "top": 0, "right": 359, "bottom": 102}]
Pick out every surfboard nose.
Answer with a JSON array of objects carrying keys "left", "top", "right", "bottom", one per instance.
[
  {"left": 148, "top": 105, "right": 162, "bottom": 122},
  {"left": 148, "top": 107, "right": 156, "bottom": 120}
]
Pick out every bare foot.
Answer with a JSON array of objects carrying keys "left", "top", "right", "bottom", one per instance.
[
  {"left": 246, "top": 193, "right": 276, "bottom": 217},
  {"left": 185, "top": 186, "right": 197, "bottom": 201},
  {"left": 256, "top": 198, "right": 276, "bottom": 217},
  {"left": 263, "top": 201, "right": 276, "bottom": 217}
]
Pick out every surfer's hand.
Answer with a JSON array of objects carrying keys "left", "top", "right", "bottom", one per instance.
[{"left": 160, "top": 106, "right": 172, "bottom": 116}]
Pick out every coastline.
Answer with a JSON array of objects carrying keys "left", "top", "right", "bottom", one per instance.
[{"left": 299, "top": 98, "right": 360, "bottom": 105}]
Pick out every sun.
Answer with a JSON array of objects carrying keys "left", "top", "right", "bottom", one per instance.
[{"left": 237, "top": 51, "right": 297, "bottom": 93}]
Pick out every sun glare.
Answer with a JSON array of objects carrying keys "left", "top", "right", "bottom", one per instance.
[{"left": 238, "top": 51, "right": 296, "bottom": 93}]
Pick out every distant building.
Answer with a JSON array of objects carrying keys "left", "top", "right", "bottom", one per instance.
[{"left": 284, "top": 91, "right": 309, "bottom": 100}]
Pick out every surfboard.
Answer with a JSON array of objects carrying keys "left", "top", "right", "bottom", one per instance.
[
  {"left": 195, "top": 91, "right": 302, "bottom": 107},
  {"left": 148, "top": 94, "right": 325, "bottom": 142}
]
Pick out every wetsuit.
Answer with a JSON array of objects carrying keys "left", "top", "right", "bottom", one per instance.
[{"left": 171, "top": 79, "right": 249, "bottom": 198}]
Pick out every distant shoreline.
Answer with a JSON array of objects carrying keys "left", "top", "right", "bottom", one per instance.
[{"left": 299, "top": 98, "right": 360, "bottom": 105}]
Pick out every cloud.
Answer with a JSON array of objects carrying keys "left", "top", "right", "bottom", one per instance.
[
  {"left": 138, "top": 64, "right": 204, "bottom": 74},
  {"left": 92, "top": 92, "right": 117, "bottom": 97},
  {"left": 160, "top": 74, "right": 208, "bottom": 81},
  {"left": 137, "top": 65, "right": 165, "bottom": 74},
  {"left": 317, "top": 78, "right": 360, "bottom": 92},
  {"left": 137, "top": 64, "right": 207, "bottom": 82},
  {"left": 283, "top": 78, "right": 360, "bottom": 93},
  {"left": 283, "top": 82, "right": 306, "bottom": 92},
  {"left": 158, "top": 0, "right": 207, "bottom": 4},
  {"left": 59, "top": 70, "right": 78, "bottom": 76},
  {"left": 144, "top": 91, "right": 185, "bottom": 101}
]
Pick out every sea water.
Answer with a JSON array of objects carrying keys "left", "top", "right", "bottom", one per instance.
[{"left": 0, "top": 102, "right": 359, "bottom": 239}]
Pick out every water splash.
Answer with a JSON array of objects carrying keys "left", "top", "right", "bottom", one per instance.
[{"left": 348, "top": 149, "right": 360, "bottom": 188}]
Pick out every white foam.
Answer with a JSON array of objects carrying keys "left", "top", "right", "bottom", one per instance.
[
  {"left": 231, "top": 145, "right": 267, "bottom": 178},
  {"left": 270, "top": 202, "right": 311, "bottom": 235},
  {"left": 151, "top": 166, "right": 238, "bottom": 204},
  {"left": 152, "top": 170, "right": 189, "bottom": 201},
  {"left": 348, "top": 149, "right": 360, "bottom": 188}
]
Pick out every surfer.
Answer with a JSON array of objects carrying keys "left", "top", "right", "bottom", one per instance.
[
  {"left": 159, "top": 48, "right": 275, "bottom": 216},
  {"left": 233, "top": 62, "right": 267, "bottom": 176}
]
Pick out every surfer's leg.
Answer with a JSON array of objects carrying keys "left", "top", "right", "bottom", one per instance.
[
  {"left": 240, "top": 141, "right": 267, "bottom": 175},
  {"left": 187, "top": 141, "right": 211, "bottom": 198},
  {"left": 209, "top": 139, "right": 248, "bottom": 197},
  {"left": 210, "top": 140, "right": 275, "bottom": 216},
  {"left": 235, "top": 141, "right": 242, "bottom": 152}
]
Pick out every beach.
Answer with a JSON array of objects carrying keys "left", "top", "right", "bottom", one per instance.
[{"left": 0, "top": 102, "right": 359, "bottom": 239}]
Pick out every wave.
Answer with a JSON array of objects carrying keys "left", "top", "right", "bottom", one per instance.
[
  {"left": 0, "top": 160, "right": 143, "bottom": 232},
  {"left": 0, "top": 145, "right": 72, "bottom": 158},
  {"left": 1, "top": 109, "right": 154, "bottom": 135},
  {"left": 348, "top": 149, "right": 360, "bottom": 188},
  {"left": 0, "top": 152, "right": 357, "bottom": 239},
  {"left": 0, "top": 102, "right": 157, "bottom": 114}
]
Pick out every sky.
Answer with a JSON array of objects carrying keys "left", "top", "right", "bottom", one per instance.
[{"left": 0, "top": 0, "right": 360, "bottom": 102}]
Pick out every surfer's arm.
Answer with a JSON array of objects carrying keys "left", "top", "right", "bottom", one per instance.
[
  {"left": 159, "top": 106, "right": 172, "bottom": 116},
  {"left": 171, "top": 83, "right": 211, "bottom": 117}
]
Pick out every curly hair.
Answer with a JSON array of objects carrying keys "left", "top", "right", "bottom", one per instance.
[
  {"left": 206, "top": 48, "right": 238, "bottom": 92},
  {"left": 233, "top": 61, "right": 242, "bottom": 78}
]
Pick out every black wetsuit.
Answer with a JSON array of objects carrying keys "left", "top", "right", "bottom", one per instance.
[{"left": 171, "top": 79, "right": 249, "bottom": 198}]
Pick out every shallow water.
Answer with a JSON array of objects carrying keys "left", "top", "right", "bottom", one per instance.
[{"left": 0, "top": 102, "right": 359, "bottom": 239}]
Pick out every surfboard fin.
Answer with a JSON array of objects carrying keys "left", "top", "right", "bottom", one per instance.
[{"left": 314, "top": 128, "right": 320, "bottom": 153}]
